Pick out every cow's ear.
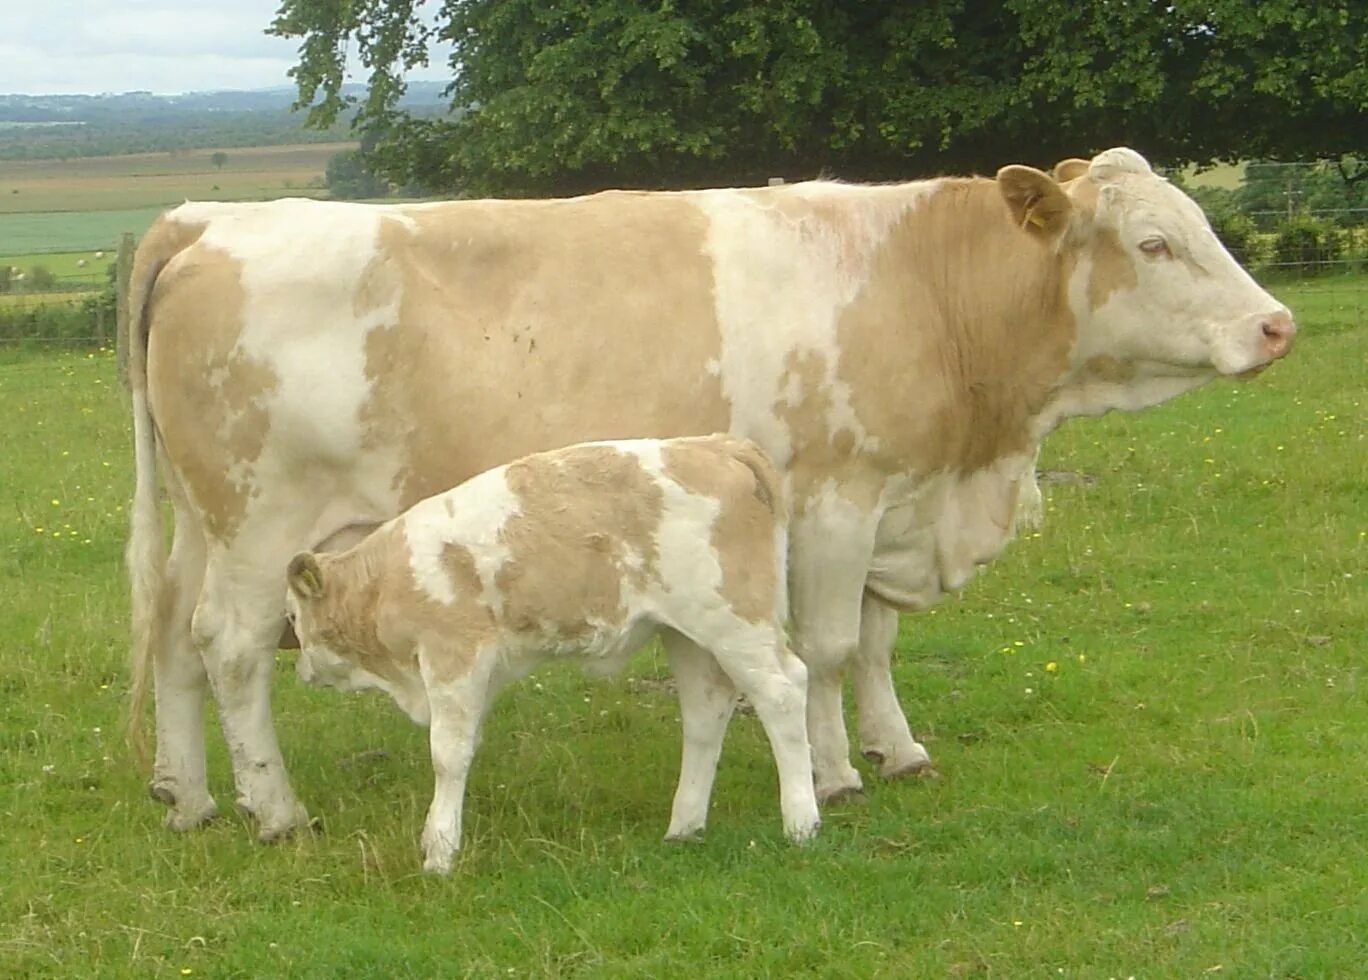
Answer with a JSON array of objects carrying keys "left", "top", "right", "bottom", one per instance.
[
  {"left": 1053, "top": 158, "right": 1090, "bottom": 182},
  {"left": 997, "top": 165, "right": 1073, "bottom": 242},
  {"left": 288, "top": 553, "right": 326, "bottom": 600}
]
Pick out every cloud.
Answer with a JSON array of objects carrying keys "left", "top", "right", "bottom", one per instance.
[{"left": 2, "top": 0, "right": 451, "bottom": 95}]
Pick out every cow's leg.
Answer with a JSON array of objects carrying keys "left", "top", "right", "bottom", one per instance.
[
  {"left": 789, "top": 511, "right": 878, "bottom": 802},
  {"left": 193, "top": 561, "right": 309, "bottom": 841},
  {"left": 683, "top": 624, "right": 820, "bottom": 843},
  {"left": 149, "top": 507, "right": 218, "bottom": 830},
  {"left": 417, "top": 648, "right": 493, "bottom": 874},
  {"left": 852, "top": 592, "right": 933, "bottom": 779},
  {"left": 661, "top": 630, "right": 737, "bottom": 841}
]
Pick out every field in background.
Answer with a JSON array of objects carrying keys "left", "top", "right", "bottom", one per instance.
[
  {"left": 0, "top": 142, "right": 349, "bottom": 214},
  {"left": 1, "top": 207, "right": 172, "bottom": 256},
  {"left": 0, "top": 279, "right": 1362, "bottom": 976},
  {"left": 0, "top": 142, "right": 349, "bottom": 260}
]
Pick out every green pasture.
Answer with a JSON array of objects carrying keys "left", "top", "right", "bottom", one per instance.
[
  {"left": 0, "top": 277, "right": 1364, "bottom": 976},
  {"left": 0, "top": 208, "right": 165, "bottom": 256},
  {"left": 1, "top": 249, "right": 113, "bottom": 286}
]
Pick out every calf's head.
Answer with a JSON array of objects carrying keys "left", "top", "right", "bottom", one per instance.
[
  {"left": 285, "top": 552, "right": 431, "bottom": 725},
  {"left": 999, "top": 147, "right": 1294, "bottom": 404}
]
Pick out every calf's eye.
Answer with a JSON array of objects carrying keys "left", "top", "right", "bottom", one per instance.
[{"left": 1139, "top": 236, "right": 1171, "bottom": 257}]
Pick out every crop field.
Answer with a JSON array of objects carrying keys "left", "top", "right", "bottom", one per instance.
[
  {"left": 0, "top": 143, "right": 349, "bottom": 214},
  {"left": 0, "top": 276, "right": 1364, "bottom": 976}
]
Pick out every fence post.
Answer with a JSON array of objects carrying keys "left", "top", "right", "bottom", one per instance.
[{"left": 115, "top": 232, "right": 134, "bottom": 389}]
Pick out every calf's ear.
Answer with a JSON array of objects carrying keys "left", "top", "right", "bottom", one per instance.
[
  {"left": 288, "top": 553, "right": 326, "bottom": 600},
  {"left": 997, "top": 165, "right": 1074, "bottom": 243},
  {"left": 1053, "top": 158, "right": 1090, "bottom": 182}
]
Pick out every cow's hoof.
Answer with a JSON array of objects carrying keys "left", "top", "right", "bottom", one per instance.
[
  {"left": 884, "top": 759, "right": 938, "bottom": 780},
  {"left": 862, "top": 742, "right": 934, "bottom": 779},
  {"left": 254, "top": 803, "right": 313, "bottom": 843},
  {"left": 163, "top": 799, "right": 219, "bottom": 832}
]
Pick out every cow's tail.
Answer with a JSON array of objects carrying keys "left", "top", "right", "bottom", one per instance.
[
  {"left": 718, "top": 436, "right": 791, "bottom": 624},
  {"left": 125, "top": 210, "right": 202, "bottom": 764}
]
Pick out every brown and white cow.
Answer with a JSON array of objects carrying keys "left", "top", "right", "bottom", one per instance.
[
  {"left": 127, "top": 147, "right": 1294, "bottom": 839},
  {"left": 283, "top": 434, "right": 818, "bottom": 871}
]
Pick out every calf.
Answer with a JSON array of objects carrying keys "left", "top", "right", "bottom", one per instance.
[{"left": 284, "top": 435, "right": 819, "bottom": 872}]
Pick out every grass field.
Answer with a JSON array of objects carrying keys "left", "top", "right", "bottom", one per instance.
[
  {"left": 0, "top": 143, "right": 349, "bottom": 214},
  {"left": 0, "top": 278, "right": 1364, "bottom": 976},
  {"left": 0, "top": 207, "right": 170, "bottom": 256}
]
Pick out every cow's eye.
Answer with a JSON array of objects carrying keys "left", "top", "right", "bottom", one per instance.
[{"left": 1139, "top": 236, "right": 1171, "bottom": 257}]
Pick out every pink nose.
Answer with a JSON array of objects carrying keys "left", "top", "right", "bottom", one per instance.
[{"left": 1261, "top": 310, "right": 1296, "bottom": 360}]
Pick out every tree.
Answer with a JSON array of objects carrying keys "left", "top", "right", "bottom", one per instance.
[
  {"left": 325, "top": 144, "right": 389, "bottom": 199},
  {"left": 271, "top": 0, "right": 1368, "bottom": 197},
  {"left": 210, "top": 151, "right": 229, "bottom": 170}
]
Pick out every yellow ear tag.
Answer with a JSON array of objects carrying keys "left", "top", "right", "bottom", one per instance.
[
  {"left": 1027, "top": 212, "right": 1046, "bottom": 229},
  {"left": 300, "top": 565, "right": 322, "bottom": 596}
]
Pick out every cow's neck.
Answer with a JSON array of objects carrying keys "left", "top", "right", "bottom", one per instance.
[{"left": 853, "top": 178, "right": 1076, "bottom": 476}]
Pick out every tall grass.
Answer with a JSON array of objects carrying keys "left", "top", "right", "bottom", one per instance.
[{"left": 0, "top": 280, "right": 1363, "bottom": 976}]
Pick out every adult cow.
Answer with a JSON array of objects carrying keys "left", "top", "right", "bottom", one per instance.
[{"left": 127, "top": 148, "right": 1294, "bottom": 839}]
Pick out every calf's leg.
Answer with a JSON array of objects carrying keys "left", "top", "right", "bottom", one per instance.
[
  {"left": 661, "top": 631, "right": 737, "bottom": 841},
  {"left": 417, "top": 647, "right": 493, "bottom": 874},
  {"left": 695, "top": 622, "right": 820, "bottom": 843}
]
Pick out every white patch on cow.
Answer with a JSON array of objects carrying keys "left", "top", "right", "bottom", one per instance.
[
  {"left": 171, "top": 201, "right": 413, "bottom": 535},
  {"left": 695, "top": 182, "right": 934, "bottom": 468},
  {"left": 403, "top": 467, "right": 520, "bottom": 611}
]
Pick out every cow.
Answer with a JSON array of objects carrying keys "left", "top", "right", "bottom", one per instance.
[
  {"left": 283, "top": 434, "right": 818, "bottom": 871},
  {"left": 126, "top": 147, "right": 1295, "bottom": 840}
]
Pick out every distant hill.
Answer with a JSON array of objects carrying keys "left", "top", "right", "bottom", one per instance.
[{"left": 0, "top": 83, "right": 452, "bottom": 161}]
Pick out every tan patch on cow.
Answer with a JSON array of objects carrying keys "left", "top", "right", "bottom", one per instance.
[
  {"left": 357, "top": 196, "right": 731, "bottom": 510},
  {"left": 146, "top": 239, "right": 277, "bottom": 540},
  {"left": 300, "top": 535, "right": 412, "bottom": 686},
  {"left": 128, "top": 214, "right": 210, "bottom": 392},
  {"left": 661, "top": 437, "right": 782, "bottom": 623},
  {"left": 1087, "top": 226, "right": 1139, "bottom": 311},
  {"left": 494, "top": 447, "right": 665, "bottom": 640},
  {"left": 300, "top": 528, "right": 495, "bottom": 685},
  {"left": 833, "top": 178, "right": 1076, "bottom": 476}
]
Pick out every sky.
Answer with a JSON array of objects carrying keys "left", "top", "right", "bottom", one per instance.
[{"left": 0, "top": 0, "right": 452, "bottom": 96}]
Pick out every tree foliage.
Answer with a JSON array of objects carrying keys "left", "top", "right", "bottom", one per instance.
[{"left": 271, "top": 0, "right": 1368, "bottom": 196}]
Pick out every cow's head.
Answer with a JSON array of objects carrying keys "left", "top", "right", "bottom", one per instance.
[
  {"left": 999, "top": 147, "right": 1294, "bottom": 416},
  {"left": 285, "top": 552, "right": 431, "bottom": 725}
]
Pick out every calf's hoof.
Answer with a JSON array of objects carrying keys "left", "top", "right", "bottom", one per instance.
[
  {"left": 663, "top": 827, "right": 706, "bottom": 844},
  {"left": 784, "top": 816, "right": 821, "bottom": 845},
  {"left": 422, "top": 856, "right": 454, "bottom": 875}
]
